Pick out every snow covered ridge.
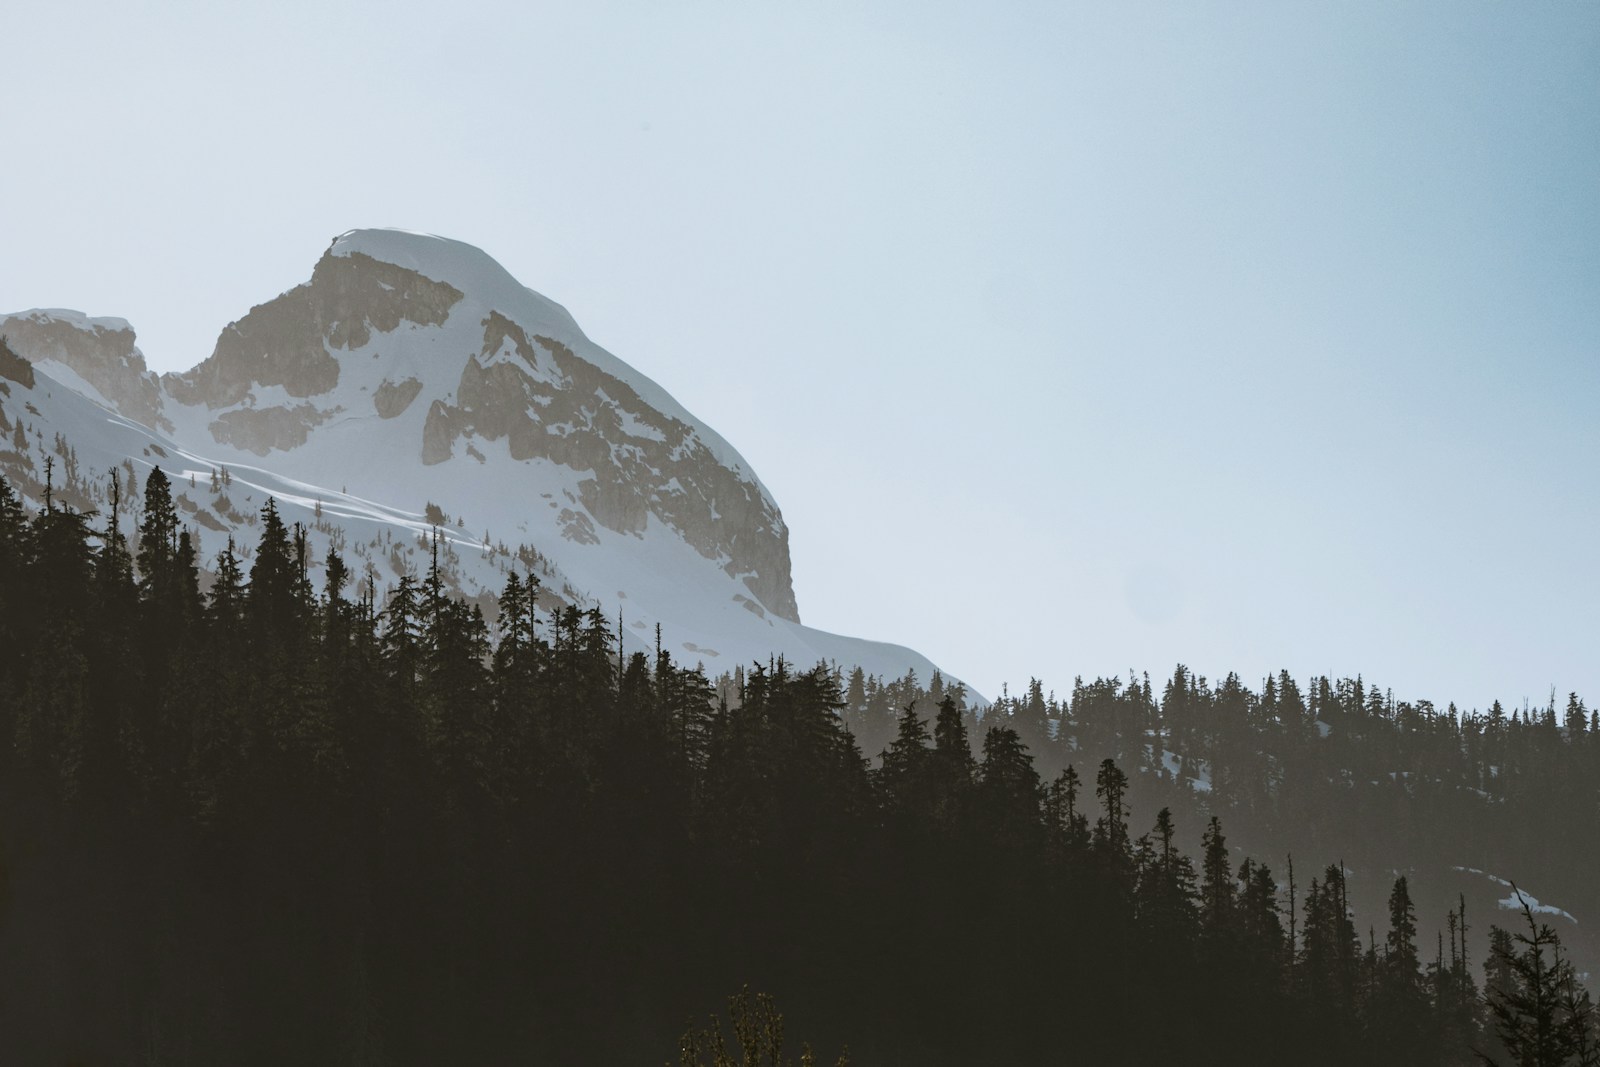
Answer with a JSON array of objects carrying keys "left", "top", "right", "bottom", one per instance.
[
  {"left": 150, "top": 229, "right": 798, "bottom": 623},
  {"left": 0, "top": 230, "right": 969, "bottom": 695},
  {"left": 325, "top": 228, "right": 775, "bottom": 508}
]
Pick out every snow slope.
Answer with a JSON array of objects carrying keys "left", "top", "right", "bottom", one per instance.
[
  {"left": 1, "top": 231, "right": 971, "bottom": 695},
  {"left": 323, "top": 229, "right": 774, "bottom": 508}
]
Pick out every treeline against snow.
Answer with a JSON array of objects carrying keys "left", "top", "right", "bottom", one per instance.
[{"left": 0, "top": 469, "right": 1592, "bottom": 1065}]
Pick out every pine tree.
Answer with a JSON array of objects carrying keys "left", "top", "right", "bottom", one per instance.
[
  {"left": 208, "top": 538, "right": 247, "bottom": 631},
  {"left": 1093, "top": 758, "right": 1131, "bottom": 863},
  {"left": 246, "top": 497, "right": 299, "bottom": 639},
  {"left": 16, "top": 503, "right": 97, "bottom": 800},
  {"left": 381, "top": 574, "right": 423, "bottom": 687},
  {"left": 1564, "top": 693, "right": 1588, "bottom": 736},
  {"left": 976, "top": 726, "right": 1040, "bottom": 850},
  {"left": 1044, "top": 764, "right": 1091, "bottom": 856},
  {"left": 1482, "top": 892, "right": 1586, "bottom": 1067},
  {"left": 1199, "top": 816, "right": 1235, "bottom": 942},
  {"left": 657, "top": 649, "right": 714, "bottom": 779},
  {"left": 928, "top": 694, "right": 976, "bottom": 835},
  {"left": 1301, "top": 864, "right": 1360, "bottom": 1029},
  {"left": 1134, "top": 807, "right": 1199, "bottom": 951},
  {"left": 136, "top": 465, "right": 178, "bottom": 583},
  {"left": 1372, "top": 875, "right": 1428, "bottom": 1064},
  {"left": 491, "top": 570, "right": 545, "bottom": 779},
  {"left": 1386, "top": 876, "right": 1420, "bottom": 981},
  {"left": 0, "top": 476, "right": 29, "bottom": 754},
  {"left": 879, "top": 701, "right": 933, "bottom": 817},
  {"left": 418, "top": 575, "right": 493, "bottom": 802},
  {"left": 1236, "top": 858, "right": 1288, "bottom": 990}
]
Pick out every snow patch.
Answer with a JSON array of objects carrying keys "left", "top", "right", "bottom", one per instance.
[
  {"left": 1157, "top": 749, "right": 1211, "bottom": 793},
  {"left": 9, "top": 307, "right": 134, "bottom": 334},
  {"left": 617, "top": 407, "right": 666, "bottom": 442},
  {"left": 1451, "top": 868, "right": 1578, "bottom": 925}
]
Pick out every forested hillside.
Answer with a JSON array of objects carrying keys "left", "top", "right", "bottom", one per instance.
[
  {"left": 843, "top": 651, "right": 1600, "bottom": 984},
  {"left": 0, "top": 469, "right": 1593, "bottom": 1065}
]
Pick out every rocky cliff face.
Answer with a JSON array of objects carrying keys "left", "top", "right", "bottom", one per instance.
[
  {"left": 421, "top": 312, "right": 797, "bottom": 620},
  {"left": 0, "top": 335, "right": 35, "bottom": 390},
  {"left": 154, "top": 230, "right": 800, "bottom": 623},
  {"left": 0, "top": 309, "right": 170, "bottom": 431},
  {"left": 163, "top": 251, "right": 464, "bottom": 411},
  {"left": 0, "top": 228, "right": 963, "bottom": 693}
]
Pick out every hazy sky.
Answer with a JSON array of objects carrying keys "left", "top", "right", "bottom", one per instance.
[{"left": 3, "top": 1, "right": 1597, "bottom": 710}]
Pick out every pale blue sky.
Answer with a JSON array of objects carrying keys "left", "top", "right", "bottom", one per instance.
[{"left": 3, "top": 1, "right": 1596, "bottom": 709}]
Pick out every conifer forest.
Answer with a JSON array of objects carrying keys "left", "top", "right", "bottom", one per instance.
[{"left": 1, "top": 469, "right": 1597, "bottom": 1065}]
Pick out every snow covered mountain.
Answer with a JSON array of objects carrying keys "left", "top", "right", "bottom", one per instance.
[{"left": 0, "top": 229, "right": 963, "bottom": 691}]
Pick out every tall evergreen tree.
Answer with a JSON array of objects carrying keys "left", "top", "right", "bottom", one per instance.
[
  {"left": 1482, "top": 895, "right": 1586, "bottom": 1067},
  {"left": 976, "top": 726, "right": 1040, "bottom": 850},
  {"left": 880, "top": 701, "right": 933, "bottom": 817},
  {"left": 136, "top": 465, "right": 178, "bottom": 583},
  {"left": 1199, "top": 816, "right": 1235, "bottom": 942},
  {"left": 1093, "top": 757, "right": 1131, "bottom": 865}
]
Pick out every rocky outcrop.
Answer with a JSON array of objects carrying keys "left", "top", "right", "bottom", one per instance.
[
  {"left": 0, "top": 335, "right": 34, "bottom": 390},
  {"left": 422, "top": 313, "right": 799, "bottom": 621},
  {"left": 421, "top": 399, "right": 458, "bottom": 465},
  {"left": 557, "top": 507, "right": 599, "bottom": 544},
  {"left": 374, "top": 377, "right": 423, "bottom": 419},
  {"left": 0, "top": 310, "right": 168, "bottom": 430},
  {"left": 0, "top": 228, "right": 961, "bottom": 694},
  {"left": 209, "top": 403, "right": 340, "bottom": 455},
  {"left": 148, "top": 232, "right": 800, "bottom": 622},
  {"left": 164, "top": 251, "right": 463, "bottom": 410}
]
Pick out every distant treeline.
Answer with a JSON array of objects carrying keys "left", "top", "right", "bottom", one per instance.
[
  {"left": 0, "top": 469, "right": 1593, "bottom": 1065},
  {"left": 844, "top": 654, "right": 1600, "bottom": 972},
  {"left": 846, "top": 656, "right": 1600, "bottom": 885}
]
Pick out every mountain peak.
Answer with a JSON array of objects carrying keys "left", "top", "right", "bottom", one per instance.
[
  {"left": 150, "top": 228, "right": 797, "bottom": 621},
  {"left": 326, "top": 228, "right": 586, "bottom": 340},
  {"left": 0, "top": 228, "right": 968, "bottom": 693},
  {"left": 331, "top": 230, "right": 537, "bottom": 295}
]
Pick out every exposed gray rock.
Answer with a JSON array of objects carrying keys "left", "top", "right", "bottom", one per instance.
[
  {"left": 374, "top": 376, "right": 423, "bottom": 419},
  {"left": 122, "top": 238, "right": 800, "bottom": 622},
  {"left": 422, "top": 314, "right": 799, "bottom": 621},
  {"left": 209, "top": 403, "right": 338, "bottom": 455},
  {"left": 421, "top": 399, "right": 457, "bottom": 464},
  {"left": 0, "top": 311, "right": 167, "bottom": 430},
  {"left": 165, "top": 251, "right": 463, "bottom": 409},
  {"left": 0, "top": 231, "right": 962, "bottom": 695},
  {"left": 557, "top": 508, "right": 599, "bottom": 544},
  {"left": 0, "top": 336, "right": 34, "bottom": 390}
]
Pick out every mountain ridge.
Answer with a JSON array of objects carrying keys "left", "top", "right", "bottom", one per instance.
[{"left": 0, "top": 229, "right": 971, "bottom": 696}]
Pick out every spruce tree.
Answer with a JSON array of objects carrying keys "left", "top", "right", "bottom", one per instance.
[
  {"left": 1372, "top": 875, "right": 1428, "bottom": 1064},
  {"left": 136, "top": 465, "right": 178, "bottom": 583},
  {"left": 1093, "top": 758, "right": 1131, "bottom": 862},
  {"left": 1483, "top": 894, "right": 1585, "bottom": 1067},
  {"left": 976, "top": 726, "right": 1040, "bottom": 850},
  {"left": 246, "top": 497, "right": 299, "bottom": 639},
  {"left": 880, "top": 701, "right": 933, "bottom": 817},
  {"left": 928, "top": 694, "right": 976, "bottom": 835},
  {"left": 1199, "top": 816, "right": 1235, "bottom": 941},
  {"left": 1134, "top": 807, "right": 1199, "bottom": 951}
]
